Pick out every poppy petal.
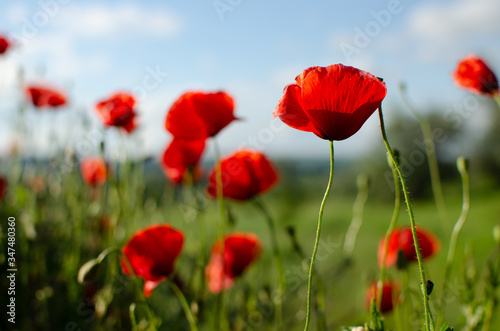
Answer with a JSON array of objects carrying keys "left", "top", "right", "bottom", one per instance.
[
  {"left": 80, "top": 157, "right": 107, "bottom": 186},
  {"left": 205, "top": 233, "right": 262, "bottom": 294},
  {"left": 453, "top": 55, "right": 499, "bottom": 96},
  {"left": 273, "top": 84, "right": 318, "bottom": 134},
  {"left": 161, "top": 138, "right": 206, "bottom": 184},
  {"left": 300, "top": 65, "right": 386, "bottom": 141},
  {"left": 207, "top": 150, "right": 279, "bottom": 200},
  {"left": 121, "top": 224, "right": 184, "bottom": 296}
]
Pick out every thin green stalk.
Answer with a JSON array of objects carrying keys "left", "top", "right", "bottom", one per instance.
[
  {"left": 121, "top": 254, "right": 158, "bottom": 331},
  {"left": 342, "top": 173, "right": 369, "bottom": 259},
  {"left": 378, "top": 106, "right": 434, "bottom": 331},
  {"left": 400, "top": 84, "right": 449, "bottom": 232},
  {"left": 253, "top": 197, "right": 285, "bottom": 330},
  {"left": 304, "top": 140, "right": 334, "bottom": 331},
  {"left": 212, "top": 137, "right": 227, "bottom": 330},
  {"left": 377, "top": 152, "right": 401, "bottom": 310},
  {"left": 494, "top": 93, "right": 500, "bottom": 109},
  {"left": 438, "top": 157, "right": 470, "bottom": 326},
  {"left": 129, "top": 303, "right": 139, "bottom": 331},
  {"left": 482, "top": 246, "right": 500, "bottom": 331},
  {"left": 169, "top": 281, "right": 199, "bottom": 331}
]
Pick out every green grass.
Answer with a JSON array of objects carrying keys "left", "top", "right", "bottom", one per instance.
[{"left": 1, "top": 161, "right": 499, "bottom": 330}]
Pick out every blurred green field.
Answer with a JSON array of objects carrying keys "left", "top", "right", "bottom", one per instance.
[{"left": 1, "top": 157, "right": 499, "bottom": 330}]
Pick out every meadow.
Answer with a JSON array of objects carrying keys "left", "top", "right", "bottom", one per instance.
[
  {"left": 1, "top": 153, "right": 500, "bottom": 330},
  {"left": 1, "top": 32, "right": 500, "bottom": 331}
]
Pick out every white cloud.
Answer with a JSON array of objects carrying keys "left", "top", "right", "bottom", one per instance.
[
  {"left": 58, "top": 3, "right": 183, "bottom": 39},
  {"left": 409, "top": 0, "right": 500, "bottom": 41}
]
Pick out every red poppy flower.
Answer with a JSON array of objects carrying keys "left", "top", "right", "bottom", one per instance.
[
  {"left": 26, "top": 85, "right": 67, "bottom": 108},
  {"left": 0, "top": 36, "right": 10, "bottom": 55},
  {"left": 365, "top": 281, "right": 399, "bottom": 313},
  {"left": 165, "top": 91, "right": 237, "bottom": 140},
  {"left": 378, "top": 226, "right": 440, "bottom": 268},
  {"left": 453, "top": 55, "right": 499, "bottom": 97},
  {"left": 160, "top": 138, "right": 205, "bottom": 184},
  {"left": 121, "top": 224, "right": 184, "bottom": 297},
  {"left": 80, "top": 157, "right": 107, "bottom": 186},
  {"left": 95, "top": 92, "right": 138, "bottom": 133},
  {"left": 206, "top": 150, "right": 279, "bottom": 201},
  {"left": 0, "top": 176, "right": 7, "bottom": 201},
  {"left": 273, "top": 64, "right": 387, "bottom": 141},
  {"left": 205, "top": 233, "right": 262, "bottom": 294}
]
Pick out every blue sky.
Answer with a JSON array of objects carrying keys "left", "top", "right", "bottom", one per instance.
[{"left": 0, "top": 0, "right": 499, "bottom": 161}]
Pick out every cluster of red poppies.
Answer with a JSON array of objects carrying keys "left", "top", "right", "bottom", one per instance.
[
  {"left": 120, "top": 224, "right": 263, "bottom": 297},
  {"left": 1, "top": 28, "right": 499, "bottom": 327}
]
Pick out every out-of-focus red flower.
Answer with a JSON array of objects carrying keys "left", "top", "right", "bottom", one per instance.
[
  {"left": 274, "top": 64, "right": 387, "bottom": 141},
  {"left": 205, "top": 233, "right": 262, "bottom": 294},
  {"left": 0, "top": 36, "right": 11, "bottom": 55},
  {"left": 160, "top": 138, "right": 205, "bottom": 185},
  {"left": 165, "top": 91, "right": 237, "bottom": 140},
  {"left": 121, "top": 224, "right": 184, "bottom": 297},
  {"left": 95, "top": 92, "right": 138, "bottom": 133},
  {"left": 378, "top": 226, "right": 440, "bottom": 268},
  {"left": 0, "top": 176, "right": 7, "bottom": 201},
  {"left": 80, "top": 157, "right": 107, "bottom": 187},
  {"left": 453, "top": 55, "right": 499, "bottom": 97},
  {"left": 206, "top": 150, "right": 279, "bottom": 201},
  {"left": 365, "top": 281, "right": 399, "bottom": 313},
  {"left": 26, "top": 85, "right": 67, "bottom": 108}
]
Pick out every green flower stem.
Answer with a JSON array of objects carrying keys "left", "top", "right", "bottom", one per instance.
[
  {"left": 377, "top": 153, "right": 401, "bottom": 310},
  {"left": 129, "top": 303, "right": 139, "bottom": 331},
  {"left": 253, "top": 197, "right": 286, "bottom": 330},
  {"left": 400, "top": 85, "right": 449, "bottom": 232},
  {"left": 304, "top": 140, "right": 334, "bottom": 331},
  {"left": 121, "top": 254, "right": 158, "bottom": 331},
  {"left": 494, "top": 93, "right": 500, "bottom": 109},
  {"left": 212, "top": 137, "right": 228, "bottom": 330},
  {"left": 378, "top": 106, "right": 434, "bottom": 331},
  {"left": 169, "top": 280, "right": 199, "bottom": 331},
  {"left": 438, "top": 157, "right": 470, "bottom": 326},
  {"left": 342, "top": 174, "right": 369, "bottom": 259}
]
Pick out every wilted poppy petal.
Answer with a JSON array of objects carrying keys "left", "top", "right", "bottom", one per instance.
[
  {"left": 122, "top": 224, "right": 184, "bottom": 296},
  {"left": 453, "top": 55, "right": 499, "bottom": 96},
  {"left": 206, "top": 150, "right": 279, "bottom": 201}
]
